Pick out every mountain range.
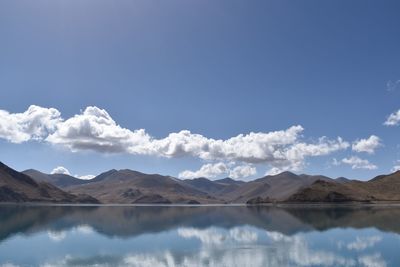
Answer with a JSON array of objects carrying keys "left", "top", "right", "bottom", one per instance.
[{"left": 1, "top": 161, "right": 400, "bottom": 204}]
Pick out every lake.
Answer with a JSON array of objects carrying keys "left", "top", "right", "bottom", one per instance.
[{"left": 0, "top": 205, "right": 399, "bottom": 267}]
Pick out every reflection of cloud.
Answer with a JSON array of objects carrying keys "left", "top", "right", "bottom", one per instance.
[
  {"left": 177, "top": 227, "right": 258, "bottom": 246},
  {"left": 358, "top": 253, "right": 387, "bottom": 267},
  {"left": 229, "top": 228, "right": 258, "bottom": 243},
  {"left": 76, "top": 225, "right": 95, "bottom": 235},
  {"left": 29, "top": 227, "right": 389, "bottom": 267},
  {"left": 346, "top": 236, "right": 382, "bottom": 251},
  {"left": 266, "top": 231, "right": 356, "bottom": 267},
  {"left": 38, "top": 244, "right": 388, "bottom": 267},
  {"left": 47, "top": 225, "right": 94, "bottom": 242},
  {"left": 47, "top": 230, "right": 67, "bottom": 242},
  {"left": 1, "top": 264, "right": 20, "bottom": 267}
]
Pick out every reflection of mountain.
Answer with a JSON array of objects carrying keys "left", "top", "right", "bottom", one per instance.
[{"left": 2, "top": 205, "right": 400, "bottom": 243}]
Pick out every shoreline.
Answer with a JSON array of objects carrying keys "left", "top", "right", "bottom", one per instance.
[{"left": 2, "top": 202, "right": 400, "bottom": 207}]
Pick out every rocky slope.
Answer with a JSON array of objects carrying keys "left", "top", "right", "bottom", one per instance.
[
  {"left": 67, "top": 169, "right": 219, "bottom": 204},
  {"left": 0, "top": 162, "right": 98, "bottom": 203}
]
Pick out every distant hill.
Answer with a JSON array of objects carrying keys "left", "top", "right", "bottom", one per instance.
[
  {"left": 68, "top": 169, "right": 219, "bottom": 204},
  {"left": 223, "top": 171, "right": 333, "bottom": 203},
  {"left": 5, "top": 162, "right": 400, "bottom": 204},
  {"left": 284, "top": 171, "right": 400, "bottom": 203},
  {"left": 0, "top": 162, "right": 98, "bottom": 203},
  {"left": 182, "top": 177, "right": 243, "bottom": 196},
  {"left": 23, "top": 169, "right": 90, "bottom": 188}
]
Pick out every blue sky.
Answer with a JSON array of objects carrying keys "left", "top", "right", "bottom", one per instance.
[{"left": 1, "top": 0, "right": 400, "bottom": 180}]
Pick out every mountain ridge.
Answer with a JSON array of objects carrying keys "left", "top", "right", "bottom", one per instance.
[{"left": 1, "top": 162, "right": 399, "bottom": 204}]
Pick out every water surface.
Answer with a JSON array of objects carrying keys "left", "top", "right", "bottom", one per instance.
[{"left": 0, "top": 205, "right": 399, "bottom": 267}]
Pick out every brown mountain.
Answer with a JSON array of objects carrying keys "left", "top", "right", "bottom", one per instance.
[
  {"left": 23, "top": 169, "right": 90, "bottom": 188},
  {"left": 7, "top": 162, "right": 400, "bottom": 204},
  {"left": 182, "top": 177, "right": 241, "bottom": 196},
  {"left": 68, "top": 169, "right": 220, "bottom": 204},
  {"left": 223, "top": 171, "right": 333, "bottom": 203},
  {"left": 285, "top": 171, "right": 400, "bottom": 203},
  {"left": 0, "top": 162, "right": 98, "bottom": 203}
]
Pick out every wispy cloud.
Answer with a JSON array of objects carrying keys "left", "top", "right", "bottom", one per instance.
[
  {"left": 384, "top": 109, "right": 400, "bottom": 126},
  {"left": 386, "top": 80, "right": 400, "bottom": 92},
  {"left": 342, "top": 156, "right": 377, "bottom": 170}
]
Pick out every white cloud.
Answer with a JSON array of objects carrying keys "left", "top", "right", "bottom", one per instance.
[
  {"left": 391, "top": 160, "right": 400, "bottom": 172},
  {"left": 75, "top": 174, "right": 96, "bottom": 180},
  {"left": 44, "top": 107, "right": 348, "bottom": 172},
  {"left": 229, "top": 165, "right": 257, "bottom": 179},
  {"left": 0, "top": 105, "right": 61, "bottom": 143},
  {"left": 342, "top": 156, "right": 377, "bottom": 170},
  {"left": 384, "top": 109, "right": 400, "bottom": 126},
  {"left": 46, "top": 106, "right": 151, "bottom": 153},
  {"left": 51, "top": 166, "right": 71, "bottom": 175},
  {"left": 178, "top": 163, "right": 228, "bottom": 179},
  {"left": 352, "top": 135, "right": 382, "bottom": 154},
  {"left": 1, "top": 106, "right": 351, "bottom": 173},
  {"left": 51, "top": 166, "right": 95, "bottom": 180},
  {"left": 179, "top": 163, "right": 257, "bottom": 179}
]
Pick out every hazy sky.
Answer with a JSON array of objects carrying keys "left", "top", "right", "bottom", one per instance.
[{"left": 1, "top": 0, "right": 400, "bottom": 180}]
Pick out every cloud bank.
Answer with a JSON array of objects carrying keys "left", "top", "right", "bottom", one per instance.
[{"left": 1, "top": 105, "right": 355, "bottom": 177}]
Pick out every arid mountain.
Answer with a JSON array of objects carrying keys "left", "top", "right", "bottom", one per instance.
[
  {"left": 23, "top": 169, "right": 89, "bottom": 188},
  {"left": 284, "top": 171, "right": 400, "bottom": 203},
  {"left": 6, "top": 162, "right": 400, "bottom": 204},
  {"left": 223, "top": 172, "right": 333, "bottom": 203},
  {"left": 182, "top": 177, "right": 244, "bottom": 197},
  {"left": 68, "top": 169, "right": 219, "bottom": 204},
  {"left": 215, "top": 177, "right": 246, "bottom": 186},
  {"left": 0, "top": 162, "right": 98, "bottom": 203}
]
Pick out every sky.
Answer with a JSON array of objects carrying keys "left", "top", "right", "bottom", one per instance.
[{"left": 1, "top": 0, "right": 400, "bottom": 180}]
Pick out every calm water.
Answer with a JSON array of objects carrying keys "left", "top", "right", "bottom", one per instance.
[{"left": 0, "top": 205, "right": 399, "bottom": 267}]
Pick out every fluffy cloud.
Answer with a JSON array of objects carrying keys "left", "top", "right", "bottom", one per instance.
[
  {"left": 51, "top": 166, "right": 95, "bottom": 180},
  {"left": 1, "top": 106, "right": 351, "bottom": 174},
  {"left": 0, "top": 105, "right": 61, "bottom": 143},
  {"left": 342, "top": 156, "right": 377, "bottom": 170},
  {"left": 51, "top": 166, "right": 71, "bottom": 175},
  {"left": 229, "top": 165, "right": 257, "bottom": 179},
  {"left": 384, "top": 109, "right": 400, "bottom": 126},
  {"left": 352, "top": 135, "right": 382, "bottom": 154},
  {"left": 76, "top": 174, "right": 96, "bottom": 180},
  {"left": 178, "top": 163, "right": 229, "bottom": 179},
  {"left": 46, "top": 106, "right": 151, "bottom": 153},
  {"left": 179, "top": 163, "right": 257, "bottom": 179}
]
